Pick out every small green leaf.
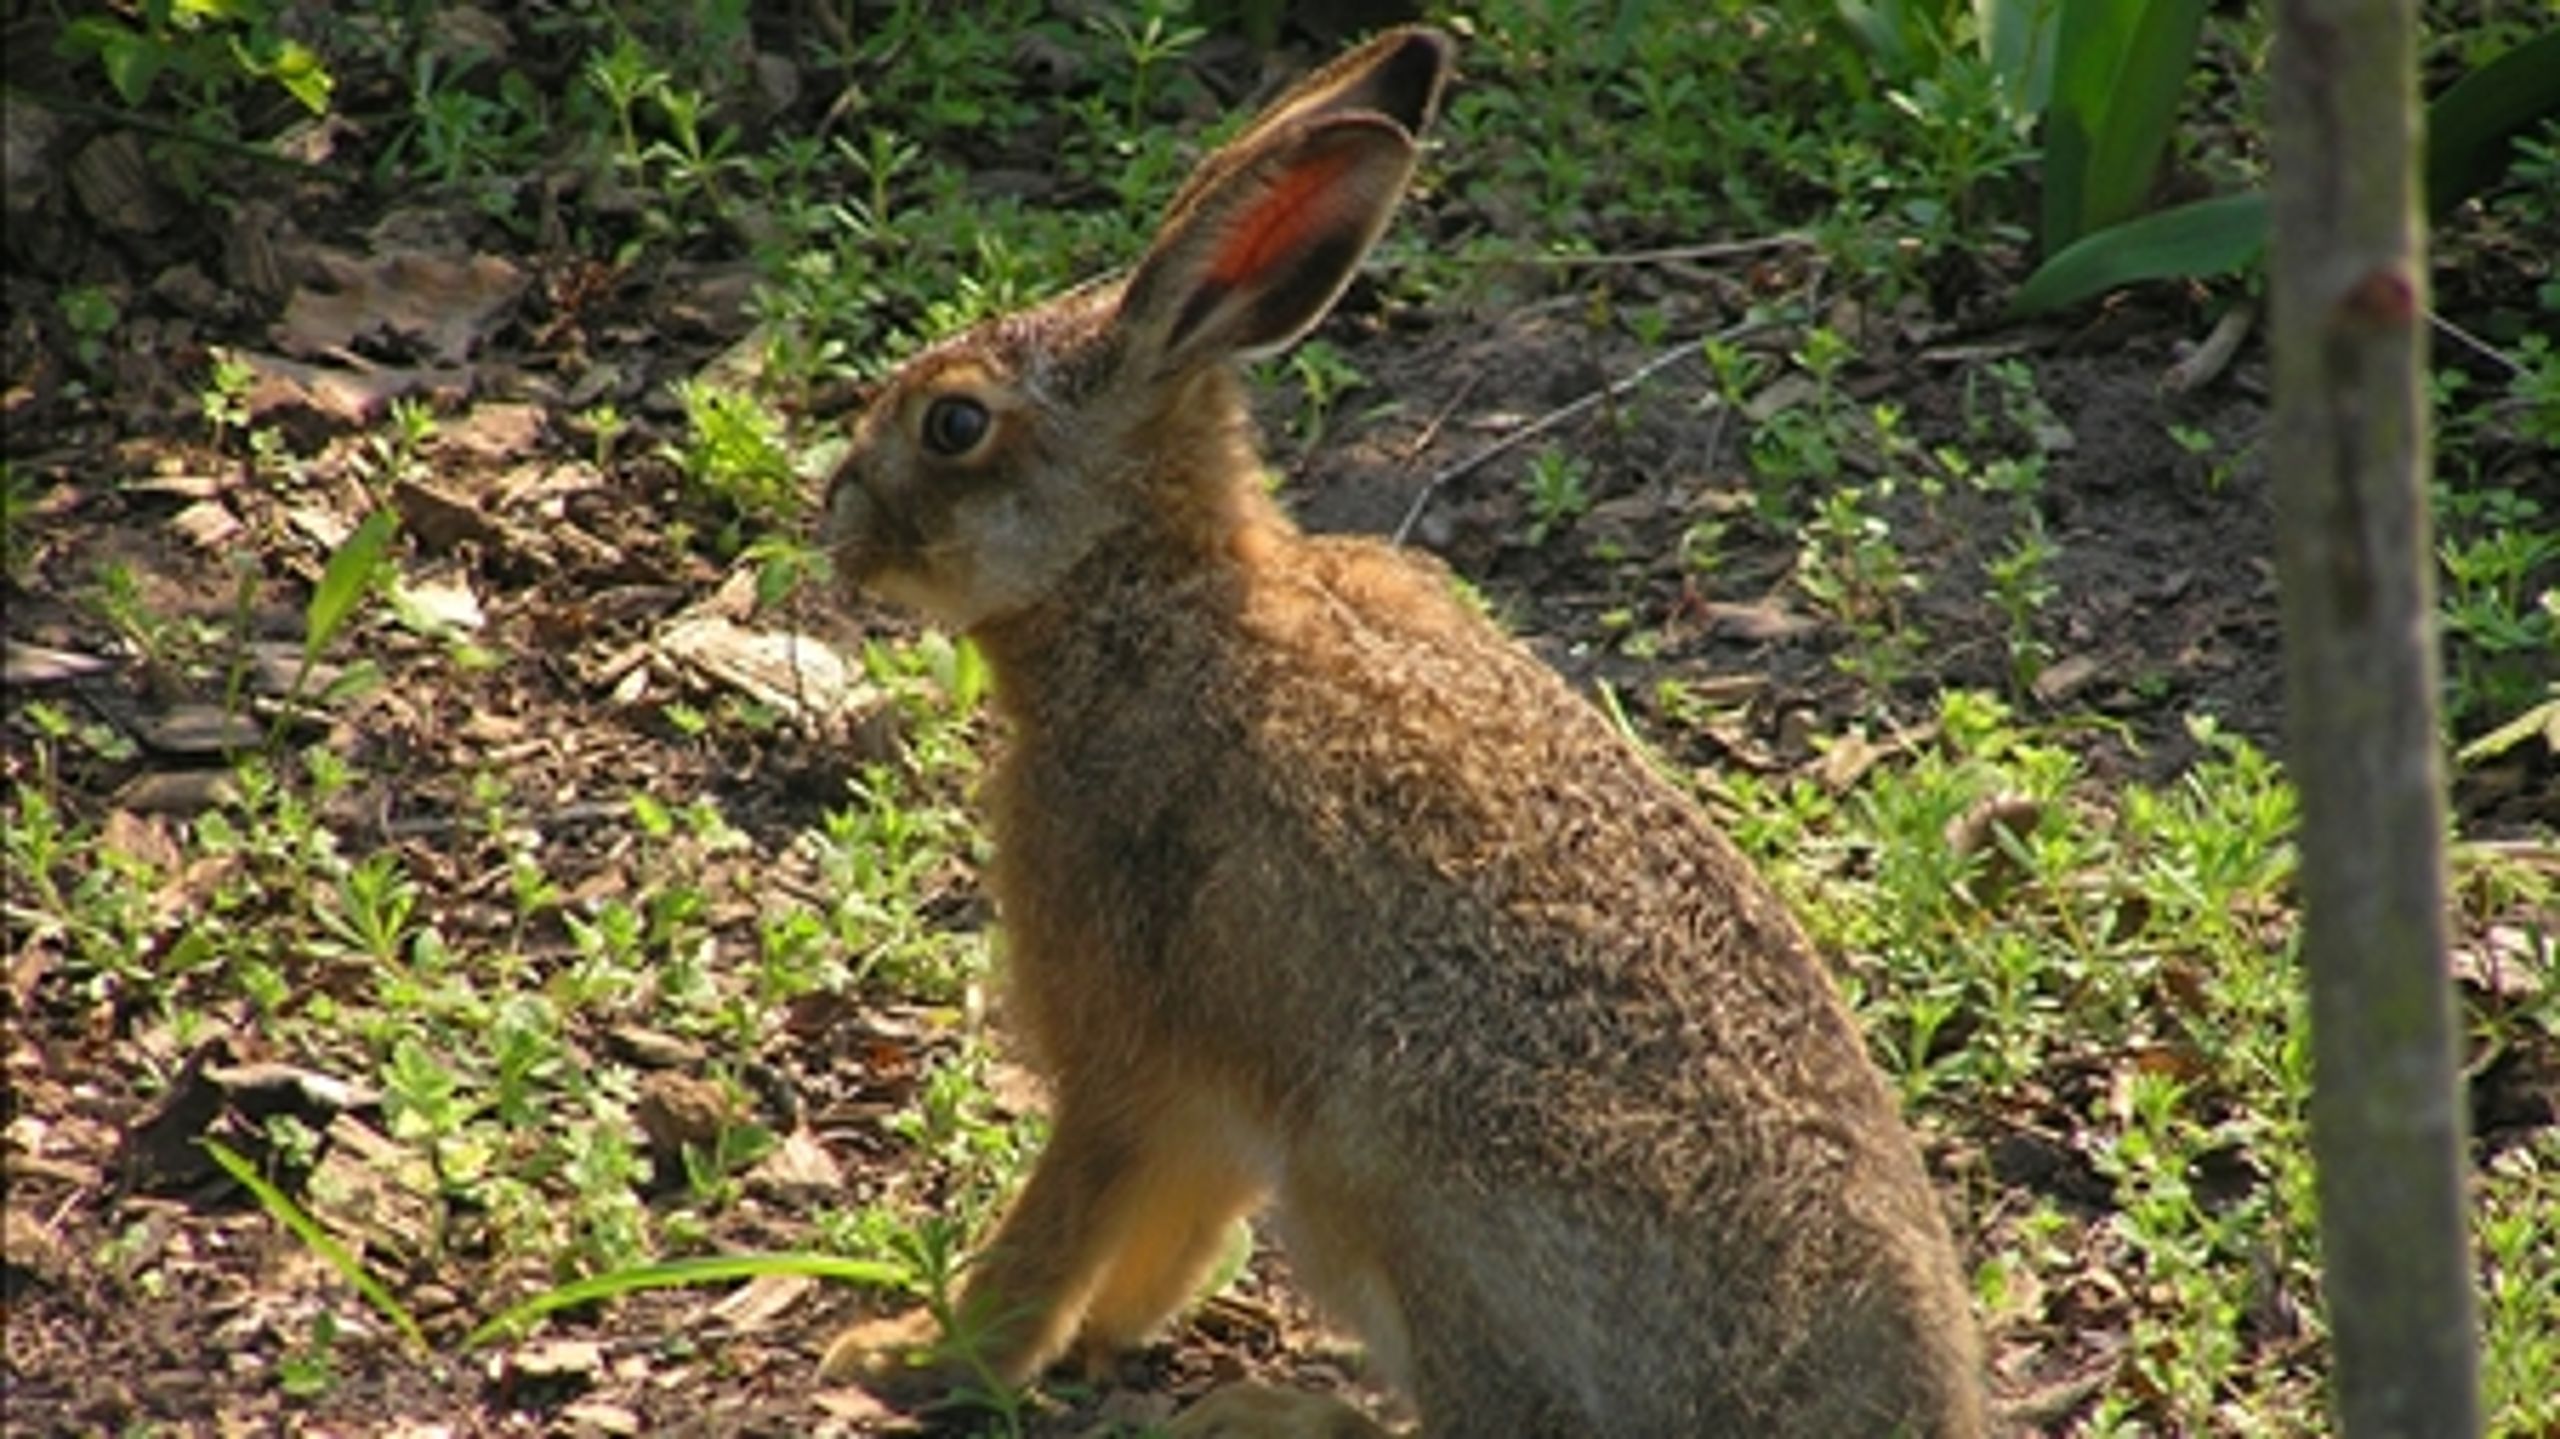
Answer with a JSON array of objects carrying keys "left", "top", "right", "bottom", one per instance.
[
  {"left": 2009, "top": 192, "right": 2268, "bottom": 316},
  {"left": 80, "top": 23, "right": 165, "bottom": 107},
  {"left": 317, "top": 658, "right": 387, "bottom": 708},
  {"left": 304, "top": 508, "right": 399, "bottom": 666},
  {"left": 271, "top": 40, "right": 336, "bottom": 115}
]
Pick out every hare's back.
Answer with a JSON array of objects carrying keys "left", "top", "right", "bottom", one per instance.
[{"left": 1227, "top": 535, "right": 1889, "bottom": 1115}]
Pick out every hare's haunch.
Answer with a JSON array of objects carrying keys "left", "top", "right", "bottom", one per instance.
[{"left": 817, "top": 25, "right": 1985, "bottom": 1437}]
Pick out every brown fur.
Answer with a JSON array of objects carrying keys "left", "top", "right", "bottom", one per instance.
[{"left": 816, "top": 26, "right": 1985, "bottom": 1437}]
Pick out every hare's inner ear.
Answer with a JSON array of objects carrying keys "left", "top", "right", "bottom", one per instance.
[{"left": 1118, "top": 115, "right": 1418, "bottom": 376}]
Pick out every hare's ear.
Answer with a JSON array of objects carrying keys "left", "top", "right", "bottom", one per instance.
[
  {"left": 1117, "top": 114, "right": 1420, "bottom": 375},
  {"left": 1115, "top": 28, "right": 1452, "bottom": 375},
  {"left": 1174, "top": 27, "right": 1452, "bottom": 202}
]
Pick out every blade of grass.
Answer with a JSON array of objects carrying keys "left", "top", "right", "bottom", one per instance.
[
  {"left": 274, "top": 505, "right": 399, "bottom": 747},
  {"left": 465, "top": 1252, "right": 911, "bottom": 1348},
  {"left": 203, "top": 1137, "right": 429, "bottom": 1353}
]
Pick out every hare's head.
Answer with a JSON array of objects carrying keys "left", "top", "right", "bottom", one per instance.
[{"left": 821, "top": 27, "right": 1452, "bottom": 631}]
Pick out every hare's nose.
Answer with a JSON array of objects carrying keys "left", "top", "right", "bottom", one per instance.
[{"left": 817, "top": 470, "right": 875, "bottom": 550}]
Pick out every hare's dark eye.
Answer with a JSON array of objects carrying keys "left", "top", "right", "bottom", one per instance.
[{"left": 921, "top": 395, "right": 991, "bottom": 457}]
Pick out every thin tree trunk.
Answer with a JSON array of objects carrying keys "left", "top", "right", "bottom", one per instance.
[{"left": 2268, "top": 0, "right": 2482, "bottom": 1434}]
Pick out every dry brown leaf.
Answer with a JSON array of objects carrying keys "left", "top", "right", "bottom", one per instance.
[
  {"left": 604, "top": 1025, "right": 705, "bottom": 1070},
  {"left": 2032, "top": 654, "right": 2103, "bottom": 706},
  {"left": 1810, "top": 723, "right": 1932, "bottom": 794},
  {"left": 99, "top": 809, "right": 182, "bottom": 873},
  {"left": 124, "top": 471, "right": 232, "bottom": 501},
  {"left": 132, "top": 703, "right": 262, "bottom": 756},
  {"left": 276, "top": 248, "right": 526, "bottom": 366},
  {"left": 653, "top": 613, "right": 876, "bottom": 721},
  {"left": 392, "top": 477, "right": 509, "bottom": 554},
  {"left": 558, "top": 1399, "right": 643, "bottom": 1437},
  {"left": 394, "top": 572, "right": 486, "bottom": 634},
  {"left": 168, "top": 499, "right": 245, "bottom": 552},
  {"left": 503, "top": 1337, "right": 605, "bottom": 1382},
  {"left": 2, "top": 639, "right": 111, "bottom": 686},
  {"left": 2450, "top": 925, "right": 2548, "bottom": 1001},
  {"left": 746, "top": 1128, "right": 843, "bottom": 1202},
  {"left": 111, "top": 768, "right": 239, "bottom": 817},
  {"left": 1, "top": 1203, "right": 68, "bottom": 1288},
  {"left": 307, "top": 1114, "right": 440, "bottom": 1266},
  {"left": 231, "top": 346, "right": 462, "bottom": 428},
  {"left": 704, "top": 1270, "right": 814, "bottom": 1331},
  {"left": 433, "top": 401, "right": 548, "bottom": 461},
  {"left": 68, "top": 131, "right": 175, "bottom": 235},
  {"left": 1701, "top": 599, "right": 1819, "bottom": 643},
  {"left": 633, "top": 1071, "right": 737, "bottom": 1164}
]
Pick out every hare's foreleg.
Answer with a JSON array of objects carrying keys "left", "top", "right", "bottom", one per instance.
[
  {"left": 822, "top": 1092, "right": 1259, "bottom": 1393},
  {"left": 1070, "top": 1141, "right": 1263, "bottom": 1366}
]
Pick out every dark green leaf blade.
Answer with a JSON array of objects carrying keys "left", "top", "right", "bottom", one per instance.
[
  {"left": 2425, "top": 28, "right": 2560, "bottom": 215},
  {"left": 2009, "top": 192, "right": 2268, "bottom": 316},
  {"left": 2077, "top": 0, "right": 2209, "bottom": 238}
]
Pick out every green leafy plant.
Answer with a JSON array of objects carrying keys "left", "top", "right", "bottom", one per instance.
[
  {"left": 1799, "top": 484, "right": 1927, "bottom": 689},
  {"left": 2013, "top": 24, "right": 2560, "bottom": 314},
  {"left": 1983, "top": 518, "right": 2060, "bottom": 697},
  {"left": 1520, "top": 447, "right": 1592, "bottom": 545},
  {"left": 1279, "top": 339, "right": 1373, "bottom": 451},
  {"left": 57, "top": 285, "right": 122, "bottom": 374},
  {"left": 669, "top": 381, "right": 805, "bottom": 537},
  {"left": 1092, "top": 1, "right": 1206, "bottom": 128},
  {"left": 61, "top": 0, "right": 334, "bottom": 117}
]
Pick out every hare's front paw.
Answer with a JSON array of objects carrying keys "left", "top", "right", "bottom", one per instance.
[
  {"left": 816, "top": 1308, "right": 955, "bottom": 1399},
  {"left": 1167, "top": 1383, "right": 1394, "bottom": 1438}
]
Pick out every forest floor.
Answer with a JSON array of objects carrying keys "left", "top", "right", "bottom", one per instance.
[{"left": 4, "top": 5, "right": 2555, "bottom": 1436}]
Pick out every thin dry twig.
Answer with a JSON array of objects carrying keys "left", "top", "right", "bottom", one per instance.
[
  {"left": 1396, "top": 371, "right": 1483, "bottom": 462},
  {"left": 1376, "top": 234, "right": 1817, "bottom": 273},
  {"left": 2429, "top": 310, "right": 2525, "bottom": 376},
  {"left": 2162, "top": 302, "right": 2258, "bottom": 393},
  {"left": 1391, "top": 315, "right": 1784, "bottom": 545}
]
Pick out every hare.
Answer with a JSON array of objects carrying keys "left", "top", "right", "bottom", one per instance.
[{"left": 814, "top": 25, "right": 1984, "bottom": 1438}]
